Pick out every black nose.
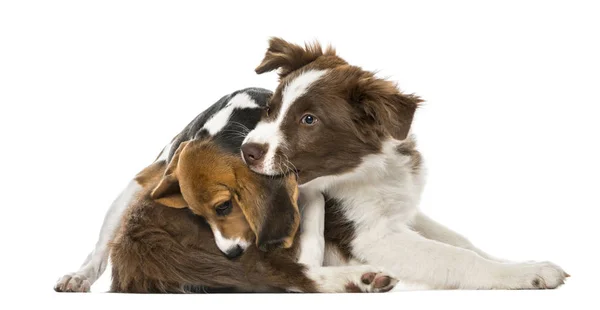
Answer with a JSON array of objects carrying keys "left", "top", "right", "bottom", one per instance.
[
  {"left": 241, "top": 143, "right": 266, "bottom": 165},
  {"left": 225, "top": 245, "right": 244, "bottom": 259}
]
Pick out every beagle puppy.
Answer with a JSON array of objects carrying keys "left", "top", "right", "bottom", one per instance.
[{"left": 55, "top": 88, "right": 398, "bottom": 293}]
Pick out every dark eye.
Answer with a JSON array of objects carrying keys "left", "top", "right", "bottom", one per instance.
[
  {"left": 301, "top": 114, "right": 317, "bottom": 125},
  {"left": 215, "top": 200, "right": 233, "bottom": 216}
]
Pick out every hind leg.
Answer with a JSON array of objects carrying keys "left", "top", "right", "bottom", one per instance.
[
  {"left": 54, "top": 180, "right": 141, "bottom": 292},
  {"left": 411, "top": 212, "right": 508, "bottom": 262}
]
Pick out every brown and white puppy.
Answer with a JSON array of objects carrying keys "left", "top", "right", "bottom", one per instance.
[{"left": 241, "top": 38, "right": 569, "bottom": 290}]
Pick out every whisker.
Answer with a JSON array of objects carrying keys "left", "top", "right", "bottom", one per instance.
[
  {"left": 229, "top": 121, "right": 251, "bottom": 134},
  {"left": 280, "top": 153, "right": 299, "bottom": 180}
]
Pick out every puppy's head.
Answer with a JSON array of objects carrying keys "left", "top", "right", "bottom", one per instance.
[
  {"left": 151, "top": 140, "right": 300, "bottom": 258},
  {"left": 241, "top": 38, "right": 422, "bottom": 184}
]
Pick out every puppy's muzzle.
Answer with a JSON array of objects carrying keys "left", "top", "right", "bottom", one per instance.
[
  {"left": 241, "top": 143, "right": 267, "bottom": 166},
  {"left": 224, "top": 245, "right": 244, "bottom": 259}
]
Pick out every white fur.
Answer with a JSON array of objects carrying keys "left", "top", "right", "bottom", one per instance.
[
  {"left": 303, "top": 265, "right": 398, "bottom": 293},
  {"left": 210, "top": 224, "right": 251, "bottom": 254},
  {"left": 241, "top": 121, "right": 282, "bottom": 175},
  {"left": 301, "top": 138, "right": 567, "bottom": 289},
  {"left": 243, "top": 70, "right": 327, "bottom": 175},
  {"left": 54, "top": 179, "right": 142, "bottom": 292},
  {"left": 279, "top": 70, "right": 328, "bottom": 119},
  {"left": 296, "top": 188, "right": 325, "bottom": 268},
  {"left": 157, "top": 141, "right": 174, "bottom": 162},
  {"left": 410, "top": 212, "right": 508, "bottom": 262},
  {"left": 205, "top": 93, "right": 258, "bottom": 135}
]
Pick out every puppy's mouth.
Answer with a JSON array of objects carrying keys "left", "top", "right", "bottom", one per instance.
[
  {"left": 271, "top": 168, "right": 302, "bottom": 183},
  {"left": 247, "top": 161, "right": 300, "bottom": 178}
]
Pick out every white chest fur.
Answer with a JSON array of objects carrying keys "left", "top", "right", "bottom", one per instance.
[{"left": 302, "top": 138, "right": 425, "bottom": 253}]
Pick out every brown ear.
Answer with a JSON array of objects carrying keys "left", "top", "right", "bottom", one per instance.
[
  {"left": 350, "top": 77, "right": 422, "bottom": 141},
  {"left": 234, "top": 169, "right": 300, "bottom": 251},
  {"left": 255, "top": 37, "right": 336, "bottom": 79},
  {"left": 150, "top": 141, "right": 189, "bottom": 208}
]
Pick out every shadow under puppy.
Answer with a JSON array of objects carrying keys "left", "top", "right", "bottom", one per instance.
[{"left": 109, "top": 89, "right": 397, "bottom": 293}]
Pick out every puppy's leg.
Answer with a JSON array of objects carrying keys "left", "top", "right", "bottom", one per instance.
[
  {"left": 411, "top": 212, "right": 507, "bottom": 262},
  {"left": 355, "top": 228, "right": 568, "bottom": 289},
  {"left": 54, "top": 180, "right": 141, "bottom": 292},
  {"left": 301, "top": 265, "right": 399, "bottom": 293},
  {"left": 293, "top": 193, "right": 401, "bottom": 292},
  {"left": 296, "top": 189, "right": 325, "bottom": 268}
]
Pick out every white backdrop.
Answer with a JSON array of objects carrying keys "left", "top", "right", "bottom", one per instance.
[{"left": 1, "top": 1, "right": 598, "bottom": 309}]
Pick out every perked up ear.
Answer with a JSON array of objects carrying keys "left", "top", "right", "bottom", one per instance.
[
  {"left": 350, "top": 77, "right": 422, "bottom": 141},
  {"left": 234, "top": 169, "right": 300, "bottom": 252},
  {"left": 150, "top": 141, "right": 189, "bottom": 208},
  {"left": 255, "top": 37, "right": 337, "bottom": 79}
]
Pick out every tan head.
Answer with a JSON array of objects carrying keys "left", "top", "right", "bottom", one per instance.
[{"left": 150, "top": 139, "right": 300, "bottom": 258}]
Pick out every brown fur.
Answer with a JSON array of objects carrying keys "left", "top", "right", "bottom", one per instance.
[
  {"left": 251, "top": 37, "right": 421, "bottom": 184},
  {"left": 323, "top": 198, "right": 356, "bottom": 262},
  {"left": 255, "top": 37, "right": 339, "bottom": 79},
  {"left": 110, "top": 157, "right": 316, "bottom": 293},
  {"left": 151, "top": 140, "right": 300, "bottom": 250},
  {"left": 247, "top": 38, "right": 424, "bottom": 263}
]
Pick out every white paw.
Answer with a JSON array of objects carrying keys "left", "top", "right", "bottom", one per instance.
[
  {"left": 501, "top": 261, "right": 569, "bottom": 289},
  {"left": 54, "top": 273, "right": 91, "bottom": 292},
  {"left": 345, "top": 271, "right": 399, "bottom": 293},
  {"left": 308, "top": 265, "right": 398, "bottom": 293}
]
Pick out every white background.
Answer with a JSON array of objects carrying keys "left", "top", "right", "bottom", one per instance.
[{"left": 1, "top": 0, "right": 598, "bottom": 309}]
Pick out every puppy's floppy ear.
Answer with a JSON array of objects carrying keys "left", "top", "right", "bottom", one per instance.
[
  {"left": 234, "top": 169, "right": 300, "bottom": 251},
  {"left": 151, "top": 141, "right": 189, "bottom": 208},
  {"left": 255, "top": 37, "right": 336, "bottom": 79},
  {"left": 350, "top": 76, "right": 422, "bottom": 141}
]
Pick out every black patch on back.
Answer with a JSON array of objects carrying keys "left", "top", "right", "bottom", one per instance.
[
  {"left": 213, "top": 107, "right": 263, "bottom": 154},
  {"left": 238, "top": 87, "right": 272, "bottom": 108},
  {"left": 168, "top": 87, "right": 272, "bottom": 160}
]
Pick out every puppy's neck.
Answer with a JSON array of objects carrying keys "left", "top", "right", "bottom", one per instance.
[{"left": 301, "top": 137, "right": 423, "bottom": 196}]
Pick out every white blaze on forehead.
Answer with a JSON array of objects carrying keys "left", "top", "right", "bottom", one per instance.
[
  {"left": 210, "top": 224, "right": 251, "bottom": 254},
  {"left": 243, "top": 70, "right": 328, "bottom": 175},
  {"left": 277, "top": 69, "right": 328, "bottom": 122},
  {"left": 204, "top": 93, "right": 259, "bottom": 135}
]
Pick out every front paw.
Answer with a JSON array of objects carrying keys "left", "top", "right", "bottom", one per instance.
[
  {"left": 308, "top": 265, "right": 399, "bottom": 293},
  {"left": 54, "top": 273, "right": 91, "bottom": 292},
  {"left": 345, "top": 271, "right": 398, "bottom": 293}
]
